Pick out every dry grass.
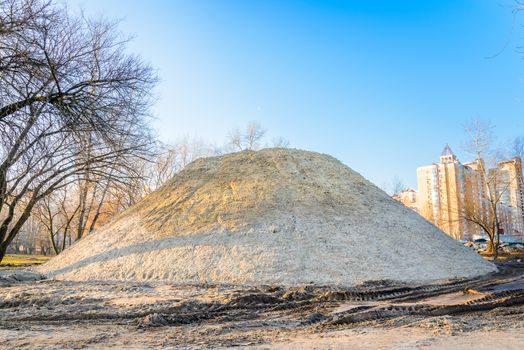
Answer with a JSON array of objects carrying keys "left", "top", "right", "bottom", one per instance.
[{"left": 1, "top": 254, "right": 51, "bottom": 267}]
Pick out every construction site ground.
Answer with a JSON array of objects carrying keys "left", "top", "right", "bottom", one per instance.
[{"left": 0, "top": 259, "right": 523, "bottom": 349}]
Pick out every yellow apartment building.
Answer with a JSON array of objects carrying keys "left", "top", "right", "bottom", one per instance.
[
  {"left": 417, "top": 145, "right": 469, "bottom": 239},
  {"left": 416, "top": 144, "right": 523, "bottom": 241},
  {"left": 497, "top": 158, "right": 524, "bottom": 241}
]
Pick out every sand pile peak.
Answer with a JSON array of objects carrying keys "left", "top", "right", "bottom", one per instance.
[{"left": 38, "top": 148, "right": 496, "bottom": 286}]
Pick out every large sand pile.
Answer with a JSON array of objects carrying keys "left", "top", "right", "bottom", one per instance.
[{"left": 38, "top": 148, "right": 496, "bottom": 286}]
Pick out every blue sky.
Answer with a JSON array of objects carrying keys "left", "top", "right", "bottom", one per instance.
[{"left": 67, "top": 0, "right": 524, "bottom": 189}]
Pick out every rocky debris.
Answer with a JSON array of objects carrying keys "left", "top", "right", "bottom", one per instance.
[
  {"left": 138, "top": 313, "right": 170, "bottom": 328},
  {"left": 0, "top": 270, "right": 45, "bottom": 285},
  {"left": 463, "top": 240, "right": 524, "bottom": 255}
]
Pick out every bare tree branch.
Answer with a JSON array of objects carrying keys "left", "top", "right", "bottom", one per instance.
[{"left": 0, "top": 0, "right": 157, "bottom": 260}]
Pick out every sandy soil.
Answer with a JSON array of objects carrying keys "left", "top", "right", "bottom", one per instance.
[
  {"left": 1, "top": 261, "right": 523, "bottom": 349},
  {"left": 2, "top": 319, "right": 523, "bottom": 350},
  {"left": 38, "top": 149, "right": 495, "bottom": 285},
  {"left": 251, "top": 327, "right": 524, "bottom": 350}
]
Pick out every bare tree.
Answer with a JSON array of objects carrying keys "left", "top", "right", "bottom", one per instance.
[
  {"left": 245, "top": 121, "right": 266, "bottom": 150},
  {"left": 512, "top": 136, "right": 524, "bottom": 164},
  {"left": 225, "top": 121, "right": 291, "bottom": 152},
  {"left": 73, "top": 171, "right": 118, "bottom": 239},
  {"left": 271, "top": 136, "right": 290, "bottom": 148},
  {"left": 139, "top": 138, "right": 215, "bottom": 194},
  {"left": 0, "top": 0, "right": 157, "bottom": 261},
  {"left": 35, "top": 187, "right": 79, "bottom": 254},
  {"left": 391, "top": 176, "right": 405, "bottom": 196},
  {"left": 382, "top": 176, "right": 405, "bottom": 196},
  {"left": 226, "top": 127, "right": 244, "bottom": 152},
  {"left": 226, "top": 121, "right": 266, "bottom": 152},
  {"left": 460, "top": 120, "right": 519, "bottom": 258}
]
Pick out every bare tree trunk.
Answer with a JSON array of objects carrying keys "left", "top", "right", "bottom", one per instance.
[
  {"left": 61, "top": 227, "right": 68, "bottom": 252},
  {"left": 494, "top": 221, "right": 500, "bottom": 260},
  {"left": 76, "top": 177, "right": 89, "bottom": 240},
  {"left": 0, "top": 243, "right": 7, "bottom": 262},
  {"left": 487, "top": 239, "right": 495, "bottom": 255},
  {"left": 87, "top": 181, "right": 111, "bottom": 234},
  {"left": 49, "top": 228, "right": 59, "bottom": 255}
]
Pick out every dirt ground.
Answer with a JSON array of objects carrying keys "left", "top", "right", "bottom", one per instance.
[{"left": 0, "top": 260, "right": 523, "bottom": 349}]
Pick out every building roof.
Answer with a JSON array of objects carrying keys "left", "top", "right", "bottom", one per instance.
[
  {"left": 441, "top": 143, "right": 455, "bottom": 157},
  {"left": 402, "top": 188, "right": 417, "bottom": 193}
]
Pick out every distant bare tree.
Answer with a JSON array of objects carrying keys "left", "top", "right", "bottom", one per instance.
[
  {"left": 227, "top": 121, "right": 266, "bottom": 151},
  {"left": 391, "top": 176, "right": 405, "bottom": 196},
  {"left": 226, "top": 127, "right": 243, "bottom": 152},
  {"left": 35, "top": 187, "right": 79, "bottom": 254},
  {"left": 381, "top": 176, "right": 404, "bottom": 196},
  {"left": 140, "top": 138, "right": 215, "bottom": 194},
  {"left": 245, "top": 121, "right": 266, "bottom": 150},
  {"left": 271, "top": 136, "right": 290, "bottom": 148},
  {"left": 75, "top": 171, "right": 122, "bottom": 239},
  {"left": 0, "top": 0, "right": 157, "bottom": 261}
]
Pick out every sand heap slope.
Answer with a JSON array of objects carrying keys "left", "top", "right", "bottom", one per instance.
[{"left": 38, "top": 148, "right": 496, "bottom": 286}]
